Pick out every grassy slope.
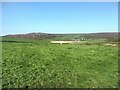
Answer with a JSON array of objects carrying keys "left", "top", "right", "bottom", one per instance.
[
  {"left": 2, "top": 38, "right": 118, "bottom": 88},
  {"left": 53, "top": 34, "right": 82, "bottom": 41},
  {"left": 4, "top": 32, "right": 118, "bottom": 42}
]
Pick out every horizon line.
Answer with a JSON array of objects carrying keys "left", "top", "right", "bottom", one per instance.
[{"left": 1, "top": 31, "right": 119, "bottom": 36}]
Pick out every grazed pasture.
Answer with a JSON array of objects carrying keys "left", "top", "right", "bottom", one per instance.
[{"left": 2, "top": 38, "right": 118, "bottom": 88}]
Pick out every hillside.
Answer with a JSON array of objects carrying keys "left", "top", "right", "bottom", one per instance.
[
  {"left": 2, "top": 32, "right": 119, "bottom": 42},
  {"left": 4, "top": 33, "right": 57, "bottom": 40},
  {"left": 2, "top": 32, "right": 119, "bottom": 88}
]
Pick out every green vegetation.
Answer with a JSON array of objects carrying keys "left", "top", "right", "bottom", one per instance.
[
  {"left": 2, "top": 36, "right": 118, "bottom": 88},
  {"left": 53, "top": 34, "right": 82, "bottom": 41}
]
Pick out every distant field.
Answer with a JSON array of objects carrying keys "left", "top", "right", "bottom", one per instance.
[{"left": 2, "top": 37, "right": 118, "bottom": 88}]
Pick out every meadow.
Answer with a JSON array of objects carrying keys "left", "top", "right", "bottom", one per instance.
[{"left": 2, "top": 37, "right": 119, "bottom": 88}]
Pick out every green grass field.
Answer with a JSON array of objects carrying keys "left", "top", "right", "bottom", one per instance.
[{"left": 2, "top": 37, "right": 118, "bottom": 88}]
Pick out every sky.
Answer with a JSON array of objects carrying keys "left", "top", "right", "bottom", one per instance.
[{"left": 2, "top": 2, "right": 118, "bottom": 35}]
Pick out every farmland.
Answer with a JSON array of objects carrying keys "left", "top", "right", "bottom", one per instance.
[{"left": 1, "top": 33, "right": 119, "bottom": 88}]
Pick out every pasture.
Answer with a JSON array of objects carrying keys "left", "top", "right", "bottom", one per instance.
[{"left": 2, "top": 37, "right": 118, "bottom": 88}]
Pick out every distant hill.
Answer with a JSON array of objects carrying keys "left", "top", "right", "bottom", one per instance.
[
  {"left": 3, "top": 32, "right": 119, "bottom": 42},
  {"left": 4, "top": 33, "right": 57, "bottom": 40},
  {"left": 83, "top": 32, "right": 119, "bottom": 42}
]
